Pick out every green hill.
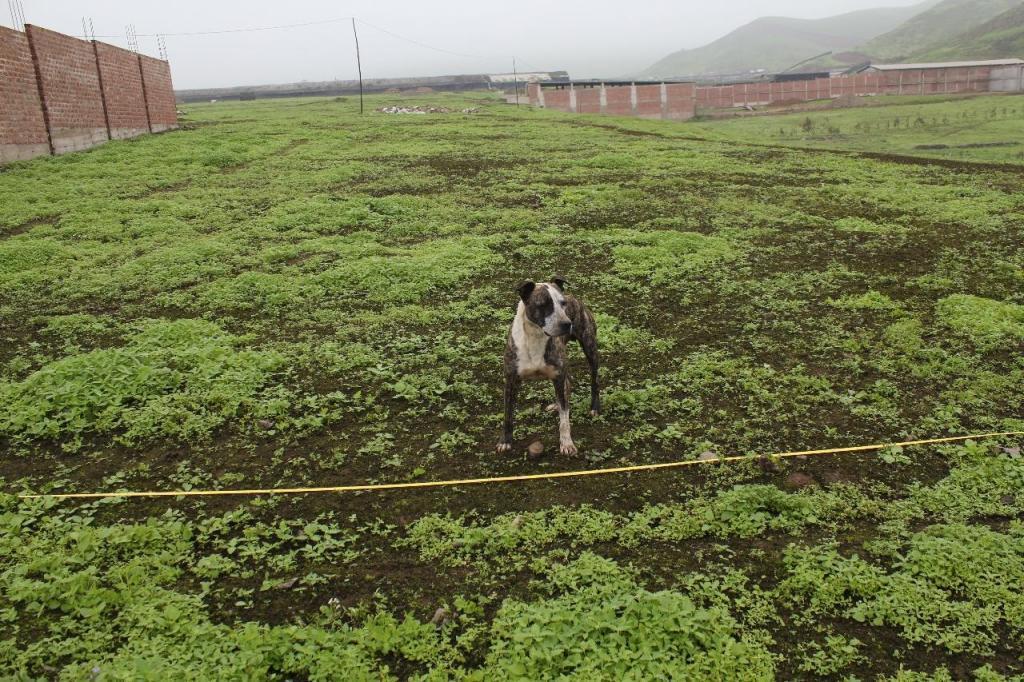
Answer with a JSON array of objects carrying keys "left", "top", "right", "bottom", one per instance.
[
  {"left": 860, "top": 0, "right": 1022, "bottom": 60},
  {"left": 912, "top": 3, "right": 1024, "bottom": 60},
  {"left": 641, "top": 2, "right": 937, "bottom": 78}
]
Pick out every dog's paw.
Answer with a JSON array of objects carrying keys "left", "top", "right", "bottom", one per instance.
[
  {"left": 559, "top": 440, "right": 578, "bottom": 456},
  {"left": 545, "top": 403, "right": 558, "bottom": 413},
  {"left": 496, "top": 442, "right": 512, "bottom": 454}
]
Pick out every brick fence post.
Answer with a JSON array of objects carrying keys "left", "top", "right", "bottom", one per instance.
[
  {"left": 24, "top": 25, "right": 55, "bottom": 155},
  {"left": 90, "top": 40, "right": 113, "bottom": 140},
  {"left": 137, "top": 54, "right": 154, "bottom": 132}
]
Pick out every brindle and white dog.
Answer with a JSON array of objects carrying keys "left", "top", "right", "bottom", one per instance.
[{"left": 496, "top": 277, "right": 599, "bottom": 456}]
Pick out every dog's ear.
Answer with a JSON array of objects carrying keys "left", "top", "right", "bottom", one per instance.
[
  {"left": 517, "top": 280, "right": 536, "bottom": 302},
  {"left": 551, "top": 276, "right": 569, "bottom": 292}
]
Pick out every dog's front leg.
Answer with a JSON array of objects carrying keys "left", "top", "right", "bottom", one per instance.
[
  {"left": 496, "top": 373, "right": 520, "bottom": 453},
  {"left": 553, "top": 372, "right": 577, "bottom": 456}
]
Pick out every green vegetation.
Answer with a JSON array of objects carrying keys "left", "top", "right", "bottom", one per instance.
[
  {"left": 914, "top": 3, "right": 1024, "bottom": 61},
  {"left": 862, "top": 0, "right": 1022, "bottom": 60},
  {"left": 696, "top": 93, "right": 1024, "bottom": 163},
  {"left": 1, "top": 92, "right": 1023, "bottom": 678},
  {"left": 641, "top": 0, "right": 933, "bottom": 77}
]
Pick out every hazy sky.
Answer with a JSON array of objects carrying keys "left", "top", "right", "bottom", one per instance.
[{"left": 8, "top": 0, "right": 926, "bottom": 89}]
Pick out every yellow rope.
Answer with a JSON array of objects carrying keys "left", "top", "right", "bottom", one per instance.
[{"left": 15, "top": 431, "right": 1022, "bottom": 501}]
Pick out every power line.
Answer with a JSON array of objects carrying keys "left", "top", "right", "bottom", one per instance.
[
  {"left": 84, "top": 16, "right": 355, "bottom": 39},
  {"left": 78, "top": 13, "right": 522, "bottom": 64},
  {"left": 354, "top": 18, "right": 503, "bottom": 61},
  {"left": 59, "top": 14, "right": 551, "bottom": 81}
]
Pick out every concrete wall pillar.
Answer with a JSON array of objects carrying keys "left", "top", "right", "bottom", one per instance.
[
  {"left": 599, "top": 83, "right": 607, "bottom": 114},
  {"left": 630, "top": 83, "right": 638, "bottom": 114}
]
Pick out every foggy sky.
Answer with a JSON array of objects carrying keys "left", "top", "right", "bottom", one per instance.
[{"left": 7, "top": 0, "right": 926, "bottom": 89}]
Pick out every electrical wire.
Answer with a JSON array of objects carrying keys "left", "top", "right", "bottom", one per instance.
[
  {"left": 82, "top": 16, "right": 355, "bottom": 39},
  {"left": 71, "top": 14, "right": 542, "bottom": 70}
]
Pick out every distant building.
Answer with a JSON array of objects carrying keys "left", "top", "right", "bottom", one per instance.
[
  {"left": 862, "top": 59, "right": 1024, "bottom": 93},
  {"left": 487, "top": 71, "right": 569, "bottom": 94}
]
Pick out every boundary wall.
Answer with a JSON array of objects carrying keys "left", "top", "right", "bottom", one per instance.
[
  {"left": 0, "top": 24, "right": 177, "bottom": 163},
  {"left": 529, "top": 65, "right": 1022, "bottom": 120}
]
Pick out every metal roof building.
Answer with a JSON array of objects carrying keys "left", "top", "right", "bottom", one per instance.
[
  {"left": 863, "top": 58, "right": 1024, "bottom": 93},
  {"left": 865, "top": 59, "right": 1024, "bottom": 71}
]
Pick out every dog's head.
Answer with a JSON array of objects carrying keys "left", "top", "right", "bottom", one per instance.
[{"left": 517, "top": 277, "right": 572, "bottom": 337}]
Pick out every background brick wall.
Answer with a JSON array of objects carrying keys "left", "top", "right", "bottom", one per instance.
[
  {"left": 139, "top": 55, "right": 178, "bottom": 132},
  {"left": 604, "top": 85, "right": 632, "bottom": 115},
  {"left": 0, "top": 26, "right": 49, "bottom": 162},
  {"left": 26, "top": 24, "right": 109, "bottom": 155},
  {"left": 634, "top": 85, "right": 663, "bottom": 117},
  {"left": 665, "top": 83, "right": 695, "bottom": 119},
  {"left": 531, "top": 67, "right": 1007, "bottom": 120},
  {"left": 575, "top": 87, "right": 601, "bottom": 114},
  {"left": 95, "top": 42, "right": 151, "bottom": 139}
]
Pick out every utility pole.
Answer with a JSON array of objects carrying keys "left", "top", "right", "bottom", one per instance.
[
  {"left": 352, "top": 18, "right": 364, "bottom": 114},
  {"left": 513, "top": 57, "right": 520, "bottom": 107}
]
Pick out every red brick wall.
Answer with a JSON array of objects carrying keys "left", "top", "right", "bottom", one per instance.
[
  {"left": 665, "top": 83, "right": 695, "bottom": 119},
  {"left": 541, "top": 88, "right": 570, "bottom": 110},
  {"left": 95, "top": 41, "right": 150, "bottom": 139},
  {"left": 25, "top": 24, "right": 109, "bottom": 154},
  {"left": 634, "top": 85, "right": 663, "bottom": 117},
  {"left": 139, "top": 54, "right": 178, "bottom": 132},
  {"left": 535, "top": 69, "right": 1007, "bottom": 121},
  {"left": 0, "top": 24, "right": 178, "bottom": 164},
  {"left": 604, "top": 85, "right": 633, "bottom": 115},
  {"left": 0, "top": 26, "right": 50, "bottom": 162},
  {"left": 575, "top": 86, "right": 601, "bottom": 114}
]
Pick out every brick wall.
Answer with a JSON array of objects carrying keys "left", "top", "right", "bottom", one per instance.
[
  {"left": 664, "top": 83, "right": 695, "bottom": 120},
  {"left": 95, "top": 41, "right": 150, "bottom": 139},
  {"left": 139, "top": 54, "right": 178, "bottom": 132},
  {"left": 575, "top": 86, "right": 601, "bottom": 114},
  {"left": 0, "top": 23, "right": 177, "bottom": 164},
  {"left": 0, "top": 26, "right": 49, "bottom": 162},
  {"left": 634, "top": 85, "right": 663, "bottom": 117},
  {"left": 26, "top": 24, "right": 109, "bottom": 154},
  {"left": 530, "top": 67, "right": 1015, "bottom": 121}
]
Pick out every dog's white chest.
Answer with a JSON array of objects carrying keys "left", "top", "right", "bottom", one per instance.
[{"left": 512, "top": 312, "right": 556, "bottom": 380}]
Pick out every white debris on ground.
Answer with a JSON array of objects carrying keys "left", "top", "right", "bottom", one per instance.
[{"left": 376, "top": 106, "right": 481, "bottom": 115}]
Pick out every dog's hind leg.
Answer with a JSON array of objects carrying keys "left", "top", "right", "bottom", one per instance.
[
  {"left": 496, "top": 374, "right": 520, "bottom": 454},
  {"left": 581, "top": 334, "right": 600, "bottom": 416},
  {"left": 553, "top": 372, "right": 577, "bottom": 456}
]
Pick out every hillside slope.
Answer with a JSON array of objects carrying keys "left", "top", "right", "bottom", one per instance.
[
  {"left": 642, "top": 2, "right": 936, "bottom": 78},
  {"left": 912, "top": 3, "right": 1024, "bottom": 60},
  {"left": 861, "top": 0, "right": 1022, "bottom": 60}
]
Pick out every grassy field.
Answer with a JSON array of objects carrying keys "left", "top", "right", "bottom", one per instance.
[
  {"left": 2, "top": 91, "right": 1024, "bottom": 679},
  {"left": 696, "top": 93, "right": 1024, "bottom": 164}
]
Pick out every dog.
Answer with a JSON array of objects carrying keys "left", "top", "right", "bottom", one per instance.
[{"left": 496, "top": 277, "right": 599, "bottom": 456}]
